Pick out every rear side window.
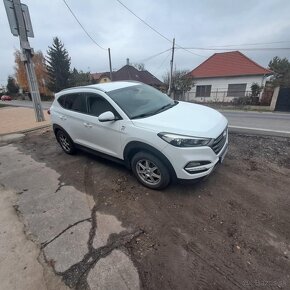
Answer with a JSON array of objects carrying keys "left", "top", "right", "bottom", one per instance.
[
  {"left": 58, "top": 95, "right": 66, "bottom": 107},
  {"left": 58, "top": 93, "right": 87, "bottom": 114}
]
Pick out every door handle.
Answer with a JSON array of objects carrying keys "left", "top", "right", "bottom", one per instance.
[
  {"left": 59, "top": 115, "right": 67, "bottom": 120},
  {"left": 83, "top": 122, "right": 92, "bottom": 128}
]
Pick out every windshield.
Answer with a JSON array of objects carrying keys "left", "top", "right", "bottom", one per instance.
[{"left": 107, "top": 84, "right": 176, "bottom": 119}]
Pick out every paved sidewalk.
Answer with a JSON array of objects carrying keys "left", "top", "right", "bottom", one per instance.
[{"left": 0, "top": 107, "right": 50, "bottom": 135}]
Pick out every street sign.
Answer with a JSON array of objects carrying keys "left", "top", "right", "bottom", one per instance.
[
  {"left": 4, "top": 0, "right": 34, "bottom": 37},
  {"left": 21, "top": 4, "right": 34, "bottom": 37}
]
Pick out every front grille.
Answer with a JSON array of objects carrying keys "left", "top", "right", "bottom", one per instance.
[{"left": 211, "top": 128, "right": 227, "bottom": 154}]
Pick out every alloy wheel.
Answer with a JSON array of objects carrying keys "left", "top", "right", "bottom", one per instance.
[
  {"left": 59, "top": 134, "right": 71, "bottom": 152},
  {"left": 136, "top": 159, "right": 161, "bottom": 185}
]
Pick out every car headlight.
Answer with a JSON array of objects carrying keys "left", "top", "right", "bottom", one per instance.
[{"left": 158, "top": 132, "right": 212, "bottom": 147}]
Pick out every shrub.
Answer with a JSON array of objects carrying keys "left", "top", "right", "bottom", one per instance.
[{"left": 232, "top": 96, "right": 259, "bottom": 106}]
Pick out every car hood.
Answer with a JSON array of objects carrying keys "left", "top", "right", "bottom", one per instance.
[{"left": 131, "top": 101, "right": 228, "bottom": 138}]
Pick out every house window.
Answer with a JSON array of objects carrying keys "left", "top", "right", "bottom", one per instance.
[
  {"left": 227, "top": 84, "right": 247, "bottom": 97},
  {"left": 196, "top": 85, "right": 211, "bottom": 97}
]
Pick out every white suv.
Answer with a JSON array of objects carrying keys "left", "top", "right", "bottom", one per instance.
[{"left": 50, "top": 81, "right": 228, "bottom": 189}]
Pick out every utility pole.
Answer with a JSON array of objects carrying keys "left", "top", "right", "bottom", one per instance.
[
  {"left": 108, "top": 48, "right": 113, "bottom": 81},
  {"left": 4, "top": 0, "right": 45, "bottom": 122},
  {"left": 167, "top": 38, "right": 175, "bottom": 97}
]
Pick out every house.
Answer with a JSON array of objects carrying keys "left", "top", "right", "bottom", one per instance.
[
  {"left": 90, "top": 72, "right": 111, "bottom": 83},
  {"left": 187, "top": 51, "right": 272, "bottom": 102},
  {"left": 91, "top": 59, "right": 165, "bottom": 90}
]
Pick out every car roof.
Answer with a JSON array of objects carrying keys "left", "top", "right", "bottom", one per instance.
[
  {"left": 61, "top": 81, "right": 141, "bottom": 94},
  {"left": 88, "top": 81, "right": 141, "bottom": 92}
]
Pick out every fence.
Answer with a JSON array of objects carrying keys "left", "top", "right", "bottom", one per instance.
[{"left": 184, "top": 89, "right": 273, "bottom": 105}]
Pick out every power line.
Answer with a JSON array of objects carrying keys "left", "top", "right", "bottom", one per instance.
[
  {"left": 176, "top": 47, "right": 290, "bottom": 51},
  {"left": 141, "top": 48, "right": 171, "bottom": 63},
  {"left": 62, "top": 0, "right": 106, "bottom": 50},
  {"left": 174, "top": 44, "right": 205, "bottom": 57},
  {"left": 153, "top": 50, "right": 171, "bottom": 75},
  {"left": 206, "top": 40, "right": 290, "bottom": 48},
  {"left": 116, "top": 0, "right": 205, "bottom": 58},
  {"left": 116, "top": 0, "right": 171, "bottom": 43}
]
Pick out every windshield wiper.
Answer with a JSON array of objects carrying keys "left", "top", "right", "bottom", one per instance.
[
  {"left": 131, "top": 101, "right": 178, "bottom": 119},
  {"left": 153, "top": 101, "right": 178, "bottom": 114},
  {"left": 131, "top": 112, "right": 156, "bottom": 119}
]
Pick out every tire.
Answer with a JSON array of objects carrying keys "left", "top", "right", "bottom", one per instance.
[
  {"left": 56, "top": 130, "right": 76, "bottom": 155},
  {"left": 131, "top": 151, "right": 171, "bottom": 190}
]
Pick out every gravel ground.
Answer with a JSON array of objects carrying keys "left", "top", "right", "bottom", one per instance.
[{"left": 16, "top": 129, "right": 290, "bottom": 289}]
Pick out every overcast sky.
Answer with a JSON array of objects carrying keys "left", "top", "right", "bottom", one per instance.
[{"left": 1, "top": 0, "right": 290, "bottom": 86}]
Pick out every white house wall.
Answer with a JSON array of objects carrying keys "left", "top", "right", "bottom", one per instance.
[{"left": 187, "top": 75, "right": 265, "bottom": 102}]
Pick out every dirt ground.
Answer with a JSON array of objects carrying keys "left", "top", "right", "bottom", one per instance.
[{"left": 16, "top": 129, "right": 290, "bottom": 289}]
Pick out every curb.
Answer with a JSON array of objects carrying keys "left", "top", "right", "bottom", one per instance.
[
  {"left": 0, "top": 124, "right": 52, "bottom": 137},
  {"left": 229, "top": 126, "right": 290, "bottom": 138}
]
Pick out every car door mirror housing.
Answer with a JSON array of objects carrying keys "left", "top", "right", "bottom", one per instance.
[{"left": 98, "top": 111, "right": 116, "bottom": 122}]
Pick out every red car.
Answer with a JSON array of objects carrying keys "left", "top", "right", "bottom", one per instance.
[{"left": 1, "top": 95, "right": 12, "bottom": 101}]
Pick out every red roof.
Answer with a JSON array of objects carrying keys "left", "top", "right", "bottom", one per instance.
[{"left": 189, "top": 51, "right": 272, "bottom": 78}]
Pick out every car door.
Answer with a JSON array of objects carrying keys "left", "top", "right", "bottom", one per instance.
[
  {"left": 57, "top": 92, "right": 89, "bottom": 145},
  {"left": 81, "top": 92, "right": 123, "bottom": 158}
]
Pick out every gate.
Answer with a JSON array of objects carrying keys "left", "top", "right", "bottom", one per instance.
[{"left": 275, "top": 88, "right": 290, "bottom": 111}]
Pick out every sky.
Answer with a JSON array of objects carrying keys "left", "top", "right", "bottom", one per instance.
[{"left": 1, "top": 0, "right": 290, "bottom": 86}]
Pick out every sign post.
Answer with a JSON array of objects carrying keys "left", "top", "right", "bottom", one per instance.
[{"left": 4, "top": 0, "right": 45, "bottom": 122}]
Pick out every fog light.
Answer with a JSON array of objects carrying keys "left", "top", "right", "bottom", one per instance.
[
  {"left": 184, "top": 160, "right": 211, "bottom": 170},
  {"left": 186, "top": 161, "right": 201, "bottom": 168}
]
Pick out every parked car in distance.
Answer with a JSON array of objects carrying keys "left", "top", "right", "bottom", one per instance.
[
  {"left": 50, "top": 81, "right": 228, "bottom": 189},
  {"left": 1, "top": 95, "right": 12, "bottom": 101}
]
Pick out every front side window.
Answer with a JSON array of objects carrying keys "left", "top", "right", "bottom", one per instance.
[
  {"left": 107, "top": 84, "right": 176, "bottom": 119},
  {"left": 196, "top": 85, "right": 212, "bottom": 97},
  {"left": 87, "top": 94, "right": 117, "bottom": 117}
]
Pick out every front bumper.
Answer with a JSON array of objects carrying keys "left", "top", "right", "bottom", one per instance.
[{"left": 161, "top": 135, "right": 228, "bottom": 180}]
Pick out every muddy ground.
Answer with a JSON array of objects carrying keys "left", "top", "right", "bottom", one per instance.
[{"left": 16, "top": 129, "right": 290, "bottom": 289}]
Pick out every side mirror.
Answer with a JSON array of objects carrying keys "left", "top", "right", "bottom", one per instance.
[{"left": 98, "top": 111, "right": 116, "bottom": 122}]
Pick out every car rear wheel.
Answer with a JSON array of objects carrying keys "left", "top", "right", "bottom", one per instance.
[
  {"left": 56, "top": 130, "right": 76, "bottom": 155},
  {"left": 131, "top": 151, "right": 170, "bottom": 189}
]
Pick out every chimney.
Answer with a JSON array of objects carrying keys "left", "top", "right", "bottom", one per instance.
[{"left": 126, "top": 58, "right": 129, "bottom": 65}]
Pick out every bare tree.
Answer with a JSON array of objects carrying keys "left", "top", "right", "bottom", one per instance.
[
  {"left": 163, "top": 70, "right": 194, "bottom": 100},
  {"left": 133, "top": 63, "right": 145, "bottom": 71}
]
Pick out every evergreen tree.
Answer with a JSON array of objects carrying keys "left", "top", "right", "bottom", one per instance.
[
  {"left": 268, "top": 56, "right": 290, "bottom": 87},
  {"left": 6, "top": 76, "right": 19, "bottom": 94},
  {"left": 46, "top": 37, "right": 71, "bottom": 92},
  {"left": 69, "top": 68, "right": 91, "bottom": 87}
]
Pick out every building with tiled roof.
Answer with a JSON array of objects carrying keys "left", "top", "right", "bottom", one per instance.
[
  {"left": 91, "top": 59, "right": 165, "bottom": 90},
  {"left": 91, "top": 72, "right": 111, "bottom": 84},
  {"left": 187, "top": 51, "right": 272, "bottom": 102}
]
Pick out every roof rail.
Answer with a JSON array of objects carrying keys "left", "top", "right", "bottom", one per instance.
[
  {"left": 60, "top": 86, "right": 84, "bottom": 92},
  {"left": 59, "top": 85, "right": 106, "bottom": 93}
]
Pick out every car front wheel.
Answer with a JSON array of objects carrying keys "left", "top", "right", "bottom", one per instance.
[
  {"left": 131, "top": 151, "right": 170, "bottom": 190},
  {"left": 56, "top": 130, "right": 76, "bottom": 155}
]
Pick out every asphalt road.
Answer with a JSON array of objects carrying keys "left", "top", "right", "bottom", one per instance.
[
  {"left": 222, "top": 111, "right": 290, "bottom": 136},
  {"left": 2, "top": 100, "right": 290, "bottom": 136}
]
